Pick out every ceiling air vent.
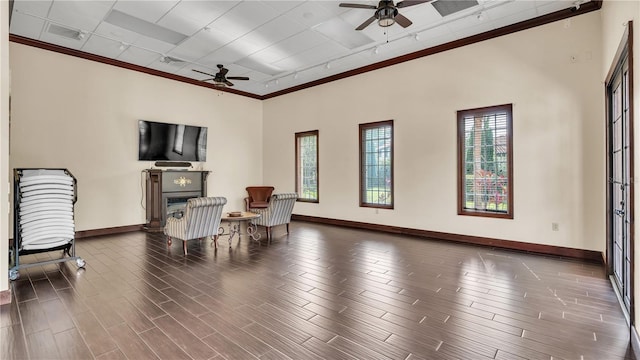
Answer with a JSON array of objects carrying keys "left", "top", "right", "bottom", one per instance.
[
  {"left": 47, "top": 23, "right": 83, "bottom": 40},
  {"left": 432, "top": 0, "right": 479, "bottom": 17}
]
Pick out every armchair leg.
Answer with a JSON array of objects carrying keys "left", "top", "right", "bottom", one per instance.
[
  {"left": 183, "top": 240, "right": 188, "bottom": 255},
  {"left": 266, "top": 227, "right": 271, "bottom": 243},
  {"left": 213, "top": 235, "right": 219, "bottom": 249},
  {"left": 167, "top": 237, "right": 172, "bottom": 246},
  {"left": 286, "top": 223, "right": 290, "bottom": 234}
]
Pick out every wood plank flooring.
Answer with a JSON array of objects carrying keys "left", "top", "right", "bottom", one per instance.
[{"left": 1, "top": 222, "right": 634, "bottom": 359}]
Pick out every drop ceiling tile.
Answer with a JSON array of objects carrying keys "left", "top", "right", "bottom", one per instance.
[
  {"left": 274, "top": 41, "right": 349, "bottom": 70},
  {"left": 198, "top": 45, "right": 252, "bottom": 67},
  {"left": 484, "top": 0, "right": 536, "bottom": 20},
  {"left": 12, "top": 0, "right": 52, "bottom": 18},
  {"left": 93, "top": 22, "right": 142, "bottom": 45},
  {"left": 157, "top": 0, "right": 240, "bottom": 36},
  {"left": 535, "top": 0, "right": 577, "bottom": 16},
  {"left": 241, "top": 17, "right": 307, "bottom": 49},
  {"left": 9, "top": 12, "right": 45, "bottom": 39},
  {"left": 313, "top": 17, "right": 375, "bottom": 50},
  {"left": 236, "top": 57, "right": 286, "bottom": 76},
  {"left": 117, "top": 46, "right": 161, "bottom": 67},
  {"left": 272, "top": 30, "right": 328, "bottom": 56},
  {"left": 113, "top": 0, "right": 179, "bottom": 23},
  {"left": 284, "top": 1, "right": 350, "bottom": 28},
  {"left": 48, "top": 1, "right": 115, "bottom": 32},
  {"left": 206, "top": 1, "right": 280, "bottom": 39},
  {"left": 168, "top": 31, "right": 235, "bottom": 63},
  {"left": 490, "top": 7, "right": 539, "bottom": 29},
  {"left": 81, "top": 35, "right": 126, "bottom": 58},
  {"left": 262, "top": 0, "right": 305, "bottom": 14},
  {"left": 132, "top": 36, "right": 177, "bottom": 56}
]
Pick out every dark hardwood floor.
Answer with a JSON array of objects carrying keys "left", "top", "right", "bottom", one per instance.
[{"left": 1, "top": 221, "right": 635, "bottom": 359}]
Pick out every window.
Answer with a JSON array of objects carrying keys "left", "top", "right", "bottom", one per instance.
[
  {"left": 360, "top": 120, "right": 393, "bottom": 208},
  {"left": 457, "top": 104, "right": 513, "bottom": 218},
  {"left": 295, "top": 130, "right": 319, "bottom": 202}
]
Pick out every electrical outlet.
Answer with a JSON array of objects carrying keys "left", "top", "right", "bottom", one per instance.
[{"left": 552, "top": 223, "right": 559, "bottom": 231}]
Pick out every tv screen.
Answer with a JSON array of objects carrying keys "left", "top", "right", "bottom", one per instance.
[{"left": 138, "top": 120, "right": 207, "bottom": 162}]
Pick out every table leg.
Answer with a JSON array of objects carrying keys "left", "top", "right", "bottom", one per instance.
[{"left": 246, "top": 220, "right": 261, "bottom": 242}]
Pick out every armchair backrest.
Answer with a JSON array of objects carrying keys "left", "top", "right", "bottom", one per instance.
[
  {"left": 182, "top": 197, "right": 227, "bottom": 240},
  {"left": 245, "top": 186, "right": 275, "bottom": 208},
  {"left": 252, "top": 192, "right": 297, "bottom": 227}
]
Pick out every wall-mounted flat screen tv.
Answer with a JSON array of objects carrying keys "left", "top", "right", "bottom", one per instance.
[{"left": 138, "top": 120, "right": 207, "bottom": 162}]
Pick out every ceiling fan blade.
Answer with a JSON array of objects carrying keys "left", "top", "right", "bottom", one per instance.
[
  {"left": 355, "top": 15, "right": 377, "bottom": 30},
  {"left": 394, "top": 13, "right": 413, "bottom": 27},
  {"left": 227, "top": 76, "right": 250, "bottom": 81},
  {"left": 339, "top": 3, "right": 377, "bottom": 9},
  {"left": 192, "top": 69, "right": 216, "bottom": 77},
  {"left": 224, "top": 80, "right": 235, "bottom": 86},
  {"left": 396, "top": 0, "right": 431, "bottom": 8},
  {"left": 202, "top": 78, "right": 215, "bottom": 82}
]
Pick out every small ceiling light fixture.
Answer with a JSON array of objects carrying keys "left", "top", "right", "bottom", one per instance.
[
  {"left": 275, "top": 79, "right": 280, "bottom": 85},
  {"left": 293, "top": 72, "right": 299, "bottom": 80},
  {"left": 77, "top": 30, "right": 86, "bottom": 40},
  {"left": 372, "top": 46, "right": 380, "bottom": 55},
  {"left": 160, "top": 55, "right": 167, "bottom": 62},
  {"left": 203, "top": 26, "right": 211, "bottom": 32},
  {"left": 377, "top": 5, "right": 397, "bottom": 27},
  {"left": 573, "top": 1, "right": 581, "bottom": 10},
  {"left": 413, "top": 33, "right": 420, "bottom": 41},
  {"left": 119, "top": 42, "right": 127, "bottom": 50},
  {"left": 325, "top": 62, "right": 331, "bottom": 70},
  {"left": 476, "top": 11, "right": 485, "bottom": 21}
]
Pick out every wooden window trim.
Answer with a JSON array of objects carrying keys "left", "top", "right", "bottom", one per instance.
[
  {"left": 457, "top": 104, "right": 513, "bottom": 219},
  {"left": 295, "top": 130, "right": 319, "bottom": 203},
  {"left": 359, "top": 120, "right": 394, "bottom": 209}
]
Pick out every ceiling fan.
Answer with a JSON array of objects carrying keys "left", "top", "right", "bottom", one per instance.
[
  {"left": 339, "top": 0, "right": 432, "bottom": 30},
  {"left": 192, "top": 64, "right": 249, "bottom": 87}
]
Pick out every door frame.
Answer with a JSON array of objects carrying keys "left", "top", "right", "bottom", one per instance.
[{"left": 606, "top": 21, "right": 634, "bottom": 324}]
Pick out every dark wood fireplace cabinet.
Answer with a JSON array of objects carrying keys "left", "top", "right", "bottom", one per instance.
[{"left": 144, "top": 169, "right": 210, "bottom": 232}]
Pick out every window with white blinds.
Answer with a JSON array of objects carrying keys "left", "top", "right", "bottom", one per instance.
[
  {"left": 295, "top": 130, "right": 319, "bottom": 202},
  {"left": 360, "top": 120, "right": 393, "bottom": 209},
  {"left": 457, "top": 104, "right": 513, "bottom": 219}
]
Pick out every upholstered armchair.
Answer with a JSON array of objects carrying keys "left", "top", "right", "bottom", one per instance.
[
  {"left": 164, "top": 196, "right": 227, "bottom": 254},
  {"left": 247, "top": 192, "right": 297, "bottom": 242},
  {"left": 244, "top": 186, "right": 275, "bottom": 209}
]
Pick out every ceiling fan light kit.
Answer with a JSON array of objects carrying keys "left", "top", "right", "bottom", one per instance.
[
  {"left": 193, "top": 64, "right": 250, "bottom": 87},
  {"left": 339, "top": 0, "right": 431, "bottom": 31}
]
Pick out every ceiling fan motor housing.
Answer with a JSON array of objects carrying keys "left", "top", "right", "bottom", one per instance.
[{"left": 377, "top": 0, "right": 399, "bottom": 27}]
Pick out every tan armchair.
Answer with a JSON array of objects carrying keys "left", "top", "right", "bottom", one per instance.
[
  {"left": 164, "top": 196, "right": 227, "bottom": 254},
  {"left": 246, "top": 192, "right": 297, "bottom": 242},
  {"left": 245, "top": 186, "right": 275, "bottom": 209}
]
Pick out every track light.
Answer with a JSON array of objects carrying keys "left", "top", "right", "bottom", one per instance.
[
  {"left": 293, "top": 72, "right": 299, "bottom": 80},
  {"left": 76, "top": 31, "right": 86, "bottom": 40},
  {"left": 119, "top": 42, "right": 127, "bottom": 51},
  {"left": 413, "top": 33, "right": 420, "bottom": 41},
  {"left": 373, "top": 46, "right": 380, "bottom": 55},
  {"left": 476, "top": 11, "right": 485, "bottom": 21},
  {"left": 325, "top": 62, "right": 331, "bottom": 70}
]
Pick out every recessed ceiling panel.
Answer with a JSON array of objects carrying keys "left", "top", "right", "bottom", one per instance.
[
  {"left": 284, "top": 1, "right": 349, "bottom": 28},
  {"left": 104, "top": 10, "right": 187, "bottom": 45}
]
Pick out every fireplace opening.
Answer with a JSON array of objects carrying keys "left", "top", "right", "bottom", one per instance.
[{"left": 166, "top": 197, "right": 190, "bottom": 220}]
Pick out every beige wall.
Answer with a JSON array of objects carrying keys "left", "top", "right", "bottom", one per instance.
[
  {"left": 1, "top": 0, "right": 10, "bottom": 293},
  {"left": 263, "top": 11, "right": 604, "bottom": 252},
  {"left": 601, "top": 0, "right": 640, "bottom": 331},
  {"left": 9, "top": 43, "right": 264, "bottom": 232}
]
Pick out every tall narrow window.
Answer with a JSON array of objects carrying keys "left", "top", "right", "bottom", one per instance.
[
  {"left": 457, "top": 104, "right": 513, "bottom": 218},
  {"left": 360, "top": 120, "right": 393, "bottom": 209},
  {"left": 295, "top": 130, "right": 319, "bottom": 202}
]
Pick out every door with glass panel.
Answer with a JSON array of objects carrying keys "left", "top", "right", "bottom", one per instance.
[{"left": 608, "top": 51, "right": 632, "bottom": 314}]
